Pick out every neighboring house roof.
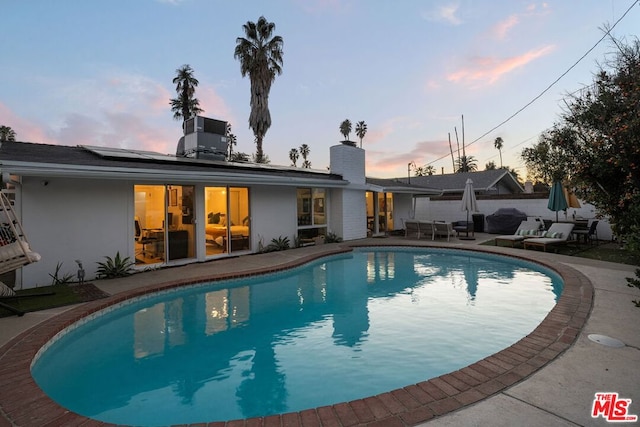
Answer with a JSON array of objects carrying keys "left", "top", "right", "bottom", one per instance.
[
  {"left": 0, "top": 142, "right": 348, "bottom": 188},
  {"left": 365, "top": 177, "right": 442, "bottom": 195},
  {"left": 394, "top": 170, "right": 524, "bottom": 194}
]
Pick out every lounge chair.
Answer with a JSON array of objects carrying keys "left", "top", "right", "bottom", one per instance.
[
  {"left": 418, "top": 221, "right": 435, "bottom": 240},
  {"left": 523, "top": 223, "right": 575, "bottom": 252},
  {"left": 404, "top": 220, "right": 435, "bottom": 240},
  {"left": 433, "top": 221, "right": 455, "bottom": 241},
  {"left": 404, "top": 220, "right": 420, "bottom": 239},
  {"left": 494, "top": 220, "right": 541, "bottom": 247}
]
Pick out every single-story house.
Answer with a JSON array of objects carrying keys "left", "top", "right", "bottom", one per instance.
[
  {"left": 0, "top": 132, "right": 437, "bottom": 289},
  {"left": 395, "top": 169, "right": 524, "bottom": 196}
]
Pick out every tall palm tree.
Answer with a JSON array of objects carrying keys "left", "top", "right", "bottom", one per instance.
[
  {"left": 0, "top": 126, "right": 16, "bottom": 142},
  {"left": 355, "top": 120, "right": 367, "bottom": 148},
  {"left": 170, "top": 65, "right": 203, "bottom": 133},
  {"left": 299, "top": 144, "right": 311, "bottom": 168},
  {"left": 494, "top": 137, "right": 504, "bottom": 168},
  {"left": 414, "top": 165, "right": 436, "bottom": 176},
  {"left": 226, "top": 123, "right": 238, "bottom": 159},
  {"left": 234, "top": 16, "right": 284, "bottom": 163},
  {"left": 289, "top": 148, "right": 299, "bottom": 167},
  {"left": 339, "top": 119, "right": 352, "bottom": 142},
  {"left": 455, "top": 155, "right": 478, "bottom": 173}
]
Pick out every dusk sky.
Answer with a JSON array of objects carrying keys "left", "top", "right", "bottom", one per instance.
[{"left": 1, "top": 1, "right": 638, "bottom": 179}]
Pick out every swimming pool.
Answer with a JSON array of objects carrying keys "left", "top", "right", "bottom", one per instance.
[{"left": 32, "top": 247, "right": 562, "bottom": 426}]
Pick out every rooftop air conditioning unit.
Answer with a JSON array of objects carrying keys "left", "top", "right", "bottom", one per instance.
[{"left": 176, "top": 116, "right": 228, "bottom": 161}]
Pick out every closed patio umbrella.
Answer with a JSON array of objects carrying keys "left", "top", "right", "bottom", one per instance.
[
  {"left": 548, "top": 181, "right": 568, "bottom": 222},
  {"left": 460, "top": 178, "right": 478, "bottom": 240}
]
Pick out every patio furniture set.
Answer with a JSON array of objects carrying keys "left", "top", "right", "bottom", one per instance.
[
  {"left": 404, "top": 220, "right": 473, "bottom": 242},
  {"left": 494, "top": 219, "right": 600, "bottom": 251}
]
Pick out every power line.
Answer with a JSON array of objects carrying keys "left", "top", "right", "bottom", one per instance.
[{"left": 427, "top": 0, "right": 639, "bottom": 167}]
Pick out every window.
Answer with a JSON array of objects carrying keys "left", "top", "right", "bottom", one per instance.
[
  {"left": 313, "top": 189, "right": 326, "bottom": 225},
  {"left": 366, "top": 191, "right": 393, "bottom": 234},
  {"left": 297, "top": 188, "right": 312, "bottom": 226},
  {"left": 297, "top": 188, "right": 327, "bottom": 241}
]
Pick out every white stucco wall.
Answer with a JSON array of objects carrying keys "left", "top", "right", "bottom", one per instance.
[
  {"left": 391, "top": 194, "right": 414, "bottom": 230},
  {"left": 19, "top": 176, "right": 133, "bottom": 288},
  {"left": 250, "top": 186, "right": 297, "bottom": 249},
  {"left": 15, "top": 179, "right": 302, "bottom": 288}
]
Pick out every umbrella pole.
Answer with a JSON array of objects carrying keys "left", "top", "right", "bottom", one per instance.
[
  {"left": 466, "top": 209, "right": 469, "bottom": 237},
  {"left": 459, "top": 209, "right": 475, "bottom": 240}
]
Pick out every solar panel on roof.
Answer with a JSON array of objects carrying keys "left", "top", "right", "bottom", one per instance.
[
  {"left": 83, "top": 145, "right": 233, "bottom": 167},
  {"left": 83, "top": 146, "right": 182, "bottom": 162},
  {"left": 80, "top": 145, "right": 332, "bottom": 175},
  {"left": 83, "top": 146, "right": 155, "bottom": 159}
]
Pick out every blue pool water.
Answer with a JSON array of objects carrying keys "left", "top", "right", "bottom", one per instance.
[{"left": 32, "top": 247, "right": 562, "bottom": 426}]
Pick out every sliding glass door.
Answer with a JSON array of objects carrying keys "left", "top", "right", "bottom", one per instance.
[
  {"left": 134, "top": 185, "right": 195, "bottom": 265},
  {"left": 366, "top": 191, "right": 393, "bottom": 235},
  {"left": 205, "top": 186, "right": 250, "bottom": 255}
]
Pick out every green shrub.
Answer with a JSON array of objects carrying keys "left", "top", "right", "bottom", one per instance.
[
  {"left": 325, "top": 231, "right": 343, "bottom": 243},
  {"left": 49, "top": 262, "right": 75, "bottom": 286},
  {"left": 96, "top": 252, "right": 135, "bottom": 278},
  {"left": 263, "top": 236, "right": 291, "bottom": 252}
]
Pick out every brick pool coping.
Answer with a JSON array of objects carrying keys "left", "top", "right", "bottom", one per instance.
[{"left": 0, "top": 244, "right": 593, "bottom": 427}]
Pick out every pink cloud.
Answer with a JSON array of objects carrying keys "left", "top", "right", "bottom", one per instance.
[
  {"left": 103, "top": 74, "right": 172, "bottom": 115},
  {"left": 488, "top": 2, "right": 550, "bottom": 41},
  {"left": 104, "top": 112, "right": 179, "bottom": 153},
  {"left": 447, "top": 45, "right": 555, "bottom": 86},
  {"left": 366, "top": 138, "right": 453, "bottom": 176},
  {"left": 197, "top": 85, "right": 235, "bottom": 124},
  {"left": 424, "top": 79, "right": 441, "bottom": 91},
  {"left": 146, "top": 84, "right": 173, "bottom": 114},
  {"left": 491, "top": 15, "right": 519, "bottom": 39},
  {"left": 0, "top": 102, "right": 56, "bottom": 144},
  {"left": 364, "top": 124, "right": 394, "bottom": 146},
  {"left": 365, "top": 135, "right": 492, "bottom": 177},
  {"left": 50, "top": 111, "right": 180, "bottom": 154},
  {"left": 362, "top": 116, "right": 419, "bottom": 148},
  {"left": 3, "top": 70, "right": 234, "bottom": 155}
]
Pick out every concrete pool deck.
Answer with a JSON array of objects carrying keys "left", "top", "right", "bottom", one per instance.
[{"left": 0, "top": 235, "right": 638, "bottom": 427}]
